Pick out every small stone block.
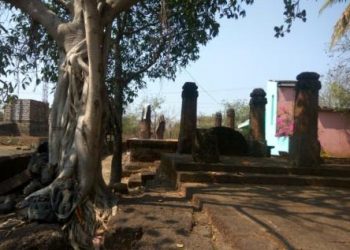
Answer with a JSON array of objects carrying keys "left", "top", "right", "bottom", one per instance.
[{"left": 128, "top": 173, "right": 143, "bottom": 188}]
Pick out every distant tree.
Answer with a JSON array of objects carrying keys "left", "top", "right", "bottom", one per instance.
[
  {"left": 197, "top": 113, "right": 215, "bottom": 128},
  {"left": 320, "top": 35, "right": 350, "bottom": 109},
  {"left": 222, "top": 99, "right": 250, "bottom": 127}
]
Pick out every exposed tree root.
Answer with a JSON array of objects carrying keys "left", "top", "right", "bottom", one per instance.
[{"left": 17, "top": 31, "right": 117, "bottom": 248}]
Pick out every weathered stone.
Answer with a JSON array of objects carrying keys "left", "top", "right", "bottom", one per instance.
[
  {"left": 177, "top": 82, "right": 198, "bottom": 154},
  {"left": 211, "top": 127, "right": 249, "bottom": 156},
  {"left": 127, "top": 139, "right": 177, "bottom": 162},
  {"left": 110, "top": 183, "right": 128, "bottom": 194},
  {"left": 290, "top": 72, "right": 321, "bottom": 167},
  {"left": 139, "top": 105, "right": 152, "bottom": 139},
  {"left": 128, "top": 173, "right": 143, "bottom": 188},
  {"left": 192, "top": 129, "right": 220, "bottom": 163},
  {"left": 214, "top": 112, "right": 222, "bottom": 127},
  {"left": 0, "top": 170, "right": 31, "bottom": 195},
  {"left": 141, "top": 171, "right": 156, "bottom": 185},
  {"left": 226, "top": 108, "right": 235, "bottom": 129},
  {"left": 0, "top": 195, "right": 16, "bottom": 214},
  {"left": 156, "top": 115, "right": 166, "bottom": 139},
  {"left": 249, "top": 88, "right": 267, "bottom": 157},
  {"left": 249, "top": 88, "right": 267, "bottom": 142}
]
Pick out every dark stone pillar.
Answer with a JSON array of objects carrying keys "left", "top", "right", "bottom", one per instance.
[
  {"left": 177, "top": 82, "right": 198, "bottom": 154},
  {"left": 156, "top": 115, "right": 166, "bottom": 139},
  {"left": 249, "top": 88, "right": 267, "bottom": 142},
  {"left": 249, "top": 88, "right": 267, "bottom": 157},
  {"left": 290, "top": 72, "right": 321, "bottom": 167},
  {"left": 226, "top": 108, "right": 235, "bottom": 129},
  {"left": 139, "top": 104, "right": 151, "bottom": 139},
  {"left": 214, "top": 112, "right": 222, "bottom": 127}
]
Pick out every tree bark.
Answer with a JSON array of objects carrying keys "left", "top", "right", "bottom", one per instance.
[
  {"left": 3, "top": 0, "right": 139, "bottom": 248},
  {"left": 110, "top": 81, "right": 124, "bottom": 184},
  {"left": 110, "top": 29, "right": 124, "bottom": 185}
]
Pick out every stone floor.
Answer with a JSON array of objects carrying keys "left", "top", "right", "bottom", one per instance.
[
  {"left": 183, "top": 183, "right": 350, "bottom": 250},
  {"left": 1, "top": 153, "right": 350, "bottom": 249}
]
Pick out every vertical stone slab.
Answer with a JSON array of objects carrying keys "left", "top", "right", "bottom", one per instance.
[
  {"left": 290, "top": 72, "right": 321, "bottom": 167},
  {"left": 156, "top": 114, "right": 166, "bottom": 139},
  {"left": 214, "top": 112, "right": 222, "bottom": 127},
  {"left": 249, "top": 88, "right": 267, "bottom": 157},
  {"left": 139, "top": 104, "right": 152, "bottom": 139},
  {"left": 249, "top": 88, "right": 267, "bottom": 142},
  {"left": 226, "top": 108, "right": 235, "bottom": 129},
  {"left": 177, "top": 82, "right": 198, "bottom": 154}
]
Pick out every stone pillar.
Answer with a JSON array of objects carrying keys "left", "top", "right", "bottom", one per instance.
[
  {"left": 226, "top": 108, "right": 235, "bottom": 129},
  {"left": 177, "top": 82, "right": 198, "bottom": 154},
  {"left": 290, "top": 72, "right": 321, "bottom": 167},
  {"left": 214, "top": 112, "right": 222, "bottom": 127},
  {"left": 139, "top": 104, "right": 151, "bottom": 139},
  {"left": 249, "top": 88, "right": 267, "bottom": 157},
  {"left": 156, "top": 115, "right": 166, "bottom": 139},
  {"left": 249, "top": 88, "right": 267, "bottom": 142}
]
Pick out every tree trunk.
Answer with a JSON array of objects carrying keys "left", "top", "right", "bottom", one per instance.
[
  {"left": 18, "top": 1, "right": 115, "bottom": 248},
  {"left": 110, "top": 30, "right": 124, "bottom": 185},
  {"left": 110, "top": 81, "right": 124, "bottom": 184}
]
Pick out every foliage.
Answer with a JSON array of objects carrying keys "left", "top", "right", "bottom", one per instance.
[
  {"left": 222, "top": 99, "right": 250, "bottom": 127},
  {"left": 320, "top": 36, "right": 350, "bottom": 109},
  {"left": 0, "top": 2, "right": 59, "bottom": 104},
  {"left": 274, "top": 0, "right": 307, "bottom": 38},
  {"left": 319, "top": 0, "right": 350, "bottom": 46},
  {"left": 320, "top": 64, "right": 350, "bottom": 109},
  {"left": 197, "top": 113, "right": 215, "bottom": 128}
]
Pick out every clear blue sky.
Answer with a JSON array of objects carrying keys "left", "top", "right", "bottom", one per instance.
[{"left": 19, "top": 1, "right": 348, "bottom": 118}]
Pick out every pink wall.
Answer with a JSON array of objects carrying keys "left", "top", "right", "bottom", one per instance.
[
  {"left": 318, "top": 110, "right": 350, "bottom": 158},
  {"left": 278, "top": 86, "right": 350, "bottom": 158},
  {"left": 276, "top": 86, "right": 295, "bottom": 136}
]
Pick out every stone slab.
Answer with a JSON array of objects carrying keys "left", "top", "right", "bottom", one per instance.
[{"left": 184, "top": 184, "right": 350, "bottom": 250}]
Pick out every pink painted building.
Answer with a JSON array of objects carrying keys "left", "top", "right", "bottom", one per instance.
[
  {"left": 318, "top": 109, "right": 350, "bottom": 157},
  {"left": 265, "top": 81, "right": 350, "bottom": 158}
]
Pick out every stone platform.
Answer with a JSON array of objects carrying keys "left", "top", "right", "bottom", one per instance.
[
  {"left": 182, "top": 183, "right": 350, "bottom": 250},
  {"left": 127, "top": 139, "right": 177, "bottom": 162},
  {"left": 0, "top": 146, "right": 34, "bottom": 195},
  {"left": 159, "top": 154, "right": 350, "bottom": 189}
]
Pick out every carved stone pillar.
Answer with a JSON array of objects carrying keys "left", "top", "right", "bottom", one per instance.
[
  {"left": 249, "top": 88, "right": 267, "bottom": 142},
  {"left": 139, "top": 104, "right": 151, "bottom": 139},
  {"left": 226, "top": 108, "right": 235, "bottom": 129},
  {"left": 156, "top": 115, "right": 166, "bottom": 139},
  {"left": 290, "top": 72, "right": 321, "bottom": 167},
  {"left": 214, "top": 112, "right": 222, "bottom": 127},
  {"left": 177, "top": 82, "right": 198, "bottom": 154},
  {"left": 249, "top": 88, "right": 267, "bottom": 157}
]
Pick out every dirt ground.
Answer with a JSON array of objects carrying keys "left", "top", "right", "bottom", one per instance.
[
  {"left": 0, "top": 154, "right": 218, "bottom": 250},
  {"left": 2, "top": 153, "right": 350, "bottom": 250}
]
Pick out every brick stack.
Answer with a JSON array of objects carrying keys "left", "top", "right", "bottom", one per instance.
[{"left": 2, "top": 99, "right": 49, "bottom": 136}]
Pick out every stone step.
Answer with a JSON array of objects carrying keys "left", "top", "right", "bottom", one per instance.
[
  {"left": 174, "top": 163, "right": 350, "bottom": 178},
  {"left": 176, "top": 171, "right": 350, "bottom": 189}
]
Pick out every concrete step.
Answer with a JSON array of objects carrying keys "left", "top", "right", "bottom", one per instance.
[
  {"left": 176, "top": 171, "right": 350, "bottom": 189},
  {"left": 175, "top": 163, "right": 350, "bottom": 178}
]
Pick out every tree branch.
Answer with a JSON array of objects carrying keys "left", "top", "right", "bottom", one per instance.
[
  {"left": 103, "top": 0, "right": 140, "bottom": 25},
  {"left": 4, "top": 0, "right": 64, "bottom": 47},
  {"left": 124, "top": 37, "right": 166, "bottom": 83}
]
